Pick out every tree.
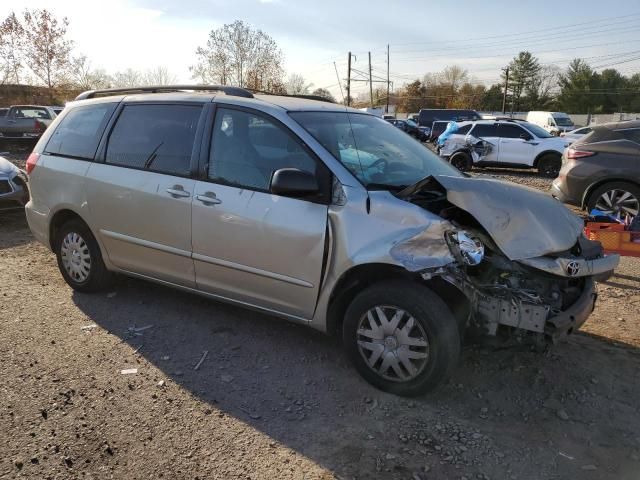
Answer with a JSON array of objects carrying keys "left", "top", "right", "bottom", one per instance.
[
  {"left": 111, "top": 68, "right": 143, "bottom": 88},
  {"left": 440, "top": 65, "right": 469, "bottom": 95},
  {"left": 0, "top": 12, "right": 25, "bottom": 85},
  {"left": 557, "top": 59, "right": 598, "bottom": 113},
  {"left": 503, "top": 51, "right": 541, "bottom": 111},
  {"left": 21, "top": 9, "right": 72, "bottom": 89},
  {"left": 451, "top": 83, "right": 486, "bottom": 110},
  {"left": 69, "top": 55, "right": 110, "bottom": 90},
  {"left": 190, "top": 20, "right": 284, "bottom": 89},
  {"left": 144, "top": 66, "right": 177, "bottom": 85},
  {"left": 311, "top": 87, "right": 335, "bottom": 102},
  {"left": 528, "top": 65, "right": 560, "bottom": 110},
  {"left": 397, "top": 80, "right": 427, "bottom": 113},
  {"left": 286, "top": 73, "right": 312, "bottom": 95},
  {"left": 482, "top": 84, "right": 504, "bottom": 111}
]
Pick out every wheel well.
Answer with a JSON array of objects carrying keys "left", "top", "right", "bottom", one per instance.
[
  {"left": 48, "top": 209, "right": 86, "bottom": 250},
  {"left": 533, "top": 150, "right": 561, "bottom": 168},
  {"left": 326, "top": 263, "right": 470, "bottom": 339},
  {"left": 581, "top": 178, "right": 640, "bottom": 209}
]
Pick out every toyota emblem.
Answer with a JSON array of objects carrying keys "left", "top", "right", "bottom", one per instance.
[{"left": 566, "top": 261, "right": 580, "bottom": 277}]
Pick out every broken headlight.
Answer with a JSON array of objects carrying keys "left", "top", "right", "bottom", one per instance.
[{"left": 447, "top": 231, "right": 484, "bottom": 266}]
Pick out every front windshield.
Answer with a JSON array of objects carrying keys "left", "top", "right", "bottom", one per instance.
[
  {"left": 554, "top": 116, "right": 574, "bottom": 127},
  {"left": 290, "top": 111, "right": 461, "bottom": 189},
  {"left": 522, "top": 122, "right": 553, "bottom": 138}
]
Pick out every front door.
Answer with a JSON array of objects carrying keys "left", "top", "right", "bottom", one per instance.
[
  {"left": 191, "top": 106, "right": 329, "bottom": 319},
  {"left": 85, "top": 103, "right": 203, "bottom": 287},
  {"left": 497, "top": 123, "right": 536, "bottom": 167},
  {"left": 469, "top": 123, "right": 500, "bottom": 163}
]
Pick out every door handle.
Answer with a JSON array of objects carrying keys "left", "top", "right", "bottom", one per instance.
[
  {"left": 166, "top": 186, "right": 191, "bottom": 198},
  {"left": 196, "top": 192, "right": 222, "bottom": 205}
]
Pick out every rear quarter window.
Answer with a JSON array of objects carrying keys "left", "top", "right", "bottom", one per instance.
[{"left": 45, "top": 103, "right": 116, "bottom": 159}]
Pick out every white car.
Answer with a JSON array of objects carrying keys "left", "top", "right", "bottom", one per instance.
[
  {"left": 439, "top": 120, "right": 570, "bottom": 177},
  {"left": 560, "top": 126, "right": 592, "bottom": 144}
]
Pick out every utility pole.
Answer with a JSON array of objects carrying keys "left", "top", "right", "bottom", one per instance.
[
  {"left": 368, "top": 51, "right": 373, "bottom": 108},
  {"left": 386, "top": 44, "right": 390, "bottom": 114},
  {"left": 346, "top": 51, "right": 352, "bottom": 106},
  {"left": 501, "top": 67, "right": 509, "bottom": 114}
]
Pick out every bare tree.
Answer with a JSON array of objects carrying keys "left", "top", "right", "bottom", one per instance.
[
  {"left": 110, "top": 68, "right": 143, "bottom": 88},
  {"left": 144, "top": 66, "right": 177, "bottom": 85},
  {"left": 21, "top": 9, "right": 72, "bottom": 89},
  {"left": 286, "top": 73, "right": 312, "bottom": 95},
  {"left": 0, "top": 12, "right": 25, "bottom": 85},
  {"left": 69, "top": 55, "right": 110, "bottom": 90},
  {"left": 311, "top": 87, "right": 335, "bottom": 102},
  {"left": 190, "top": 20, "right": 284, "bottom": 89},
  {"left": 440, "top": 65, "right": 469, "bottom": 93}
]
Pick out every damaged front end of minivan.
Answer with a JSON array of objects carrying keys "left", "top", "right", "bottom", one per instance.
[{"left": 390, "top": 175, "right": 619, "bottom": 345}]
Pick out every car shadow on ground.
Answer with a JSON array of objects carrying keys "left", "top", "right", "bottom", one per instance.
[{"left": 70, "top": 275, "right": 640, "bottom": 479}]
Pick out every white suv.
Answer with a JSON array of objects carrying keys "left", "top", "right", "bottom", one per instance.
[{"left": 439, "top": 120, "right": 570, "bottom": 177}]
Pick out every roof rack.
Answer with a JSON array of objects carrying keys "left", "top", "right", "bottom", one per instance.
[
  {"left": 249, "top": 89, "right": 336, "bottom": 104},
  {"left": 74, "top": 85, "right": 254, "bottom": 101}
]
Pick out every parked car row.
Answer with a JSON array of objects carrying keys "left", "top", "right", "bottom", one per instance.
[{"left": 0, "top": 105, "right": 60, "bottom": 141}]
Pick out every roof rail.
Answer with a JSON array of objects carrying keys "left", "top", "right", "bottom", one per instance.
[
  {"left": 248, "top": 89, "right": 336, "bottom": 104},
  {"left": 74, "top": 85, "right": 254, "bottom": 101}
]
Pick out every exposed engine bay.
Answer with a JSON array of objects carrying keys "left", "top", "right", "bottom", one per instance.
[{"left": 395, "top": 176, "right": 608, "bottom": 343}]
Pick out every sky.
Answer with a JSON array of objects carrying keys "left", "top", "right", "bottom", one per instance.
[{"left": 2, "top": 0, "right": 640, "bottom": 100}]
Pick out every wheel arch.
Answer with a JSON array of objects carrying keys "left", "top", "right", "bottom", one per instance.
[
  {"left": 325, "top": 263, "right": 470, "bottom": 340},
  {"left": 49, "top": 208, "right": 93, "bottom": 251},
  {"left": 533, "top": 150, "right": 562, "bottom": 168},
  {"left": 581, "top": 177, "right": 640, "bottom": 209}
]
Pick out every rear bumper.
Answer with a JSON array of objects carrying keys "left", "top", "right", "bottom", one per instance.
[
  {"left": 25, "top": 200, "right": 50, "bottom": 247},
  {"left": 545, "top": 277, "right": 596, "bottom": 341}
]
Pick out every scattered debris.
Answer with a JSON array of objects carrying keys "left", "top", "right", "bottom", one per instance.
[
  {"left": 194, "top": 350, "right": 209, "bottom": 371},
  {"left": 157, "top": 380, "right": 165, "bottom": 387},
  {"left": 556, "top": 409, "right": 570, "bottom": 421},
  {"left": 161, "top": 355, "right": 170, "bottom": 361},
  {"left": 121, "top": 368, "right": 138, "bottom": 375},
  {"left": 558, "top": 451, "right": 574, "bottom": 460},
  {"left": 220, "top": 374, "right": 234, "bottom": 383},
  {"left": 80, "top": 324, "right": 97, "bottom": 331}
]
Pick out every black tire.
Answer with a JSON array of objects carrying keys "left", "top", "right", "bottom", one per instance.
[
  {"left": 450, "top": 151, "right": 472, "bottom": 172},
  {"left": 343, "top": 280, "right": 461, "bottom": 396},
  {"left": 54, "top": 219, "right": 112, "bottom": 293},
  {"left": 586, "top": 181, "right": 640, "bottom": 219},
  {"left": 537, "top": 153, "right": 561, "bottom": 178}
]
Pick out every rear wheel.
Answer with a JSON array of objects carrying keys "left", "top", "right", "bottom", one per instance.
[
  {"left": 54, "top": 219, "right": 112, "bottom": 292},
  {"left": 587, "top": 182, "right": 640, "bottom": 219},
  {"left": 450, "top": 151, "right": 472, "bottom": 172},
  {"left": 537, "top": 153, "right": 561, "bottom": 178},
  {"left": 343, "top": 281, "right": 461, "bottom": 396}
]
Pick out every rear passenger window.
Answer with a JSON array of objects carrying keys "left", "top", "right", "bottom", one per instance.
[
  {"left": 105, "top": 104, "right": 201, "bottom": 176},
  {"left": 209, "top": 108, "right": 318, "bottom": 191},
  {"left": 498, "top": 124, "right": 526, "bottom": 138},
  {"left": 46, "top": 103, "right": 114, "bottom": 160},
  {"left": 456, "top": 124, "right": 472, "bottom": 135},
  {"left": 470, "top": 124, "right": 498, "bottom": 137}
]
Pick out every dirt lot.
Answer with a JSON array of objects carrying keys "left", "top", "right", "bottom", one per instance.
[{"left": 1, "top": 163, "right": 640, "bottom": 480}]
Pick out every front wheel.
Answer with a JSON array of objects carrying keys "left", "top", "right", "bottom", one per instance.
[
  {"left": 450, "top": 151, "right": 472, "bottom": 172},
  {"left": 587, "top": 181, "right": 640, "bottom": 219},
  {"left": 343, "top": 281, "right": 461, "bottom": 396}
]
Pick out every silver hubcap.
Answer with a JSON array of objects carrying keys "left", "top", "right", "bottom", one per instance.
[
  {"left": 595, "top": 189, "right": 639, "bottom": 218},
  {"left": 357, "top": 306, "right": 430, "bottom": 383},
  {"left": 60, "top": 232, "right": 91, "bottom": 283}
]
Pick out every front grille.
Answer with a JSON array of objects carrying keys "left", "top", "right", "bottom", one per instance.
[{"left": 0, "top": 180, "right": 13, "bottom": 194}]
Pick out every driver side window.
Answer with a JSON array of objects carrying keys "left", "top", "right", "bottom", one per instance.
[{"left": 209, "top": 108, "right": 318, "bottom": 191}]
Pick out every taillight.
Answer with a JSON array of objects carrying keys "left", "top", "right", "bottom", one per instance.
[
  {"left": 34, "top": 119, "right": 45, "bottom": 133},
  {"left": 566, "top": 147, "right": 595, "bottom": 160},
  {"left": 26, "top": 152, "right": 40, "bottom": 174}
]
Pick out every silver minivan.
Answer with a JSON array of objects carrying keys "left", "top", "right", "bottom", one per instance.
[{"left": 25, "top": 86, "right": 618, "bottom": 396}]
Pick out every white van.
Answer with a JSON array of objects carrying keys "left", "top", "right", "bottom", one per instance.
[{"left": 526, "top": 111, "right": 575, "bottom": 136}]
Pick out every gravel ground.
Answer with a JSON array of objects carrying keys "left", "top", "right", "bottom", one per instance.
[{"left": 1, "top": 153, "right": 640, "bottom": 480}]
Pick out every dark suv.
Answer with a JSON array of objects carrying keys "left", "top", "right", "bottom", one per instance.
[{"left": 551, "top": 120, "right": 640, "bottom": 218}]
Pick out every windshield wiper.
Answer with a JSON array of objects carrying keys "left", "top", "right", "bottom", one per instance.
[
  {"left": 365, "top": 183, "right": 407, "bottom": 192},
  {"left": 143, "top": 141, "right": 164, "bottom": 169}
]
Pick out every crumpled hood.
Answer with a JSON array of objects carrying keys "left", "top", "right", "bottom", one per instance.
[
  {"left": 432, "top": 175, "right": 584, "bottom": 260},
  {"left": 0, "top": 156, "right": 20, "bottom": 176}
]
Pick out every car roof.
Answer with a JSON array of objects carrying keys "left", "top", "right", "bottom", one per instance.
[
  {"left": 595, "top": 120, "right": 640, "bottom": 130},
  {"left": 69, "top": 86, "right": 359, "bottom": 114}
]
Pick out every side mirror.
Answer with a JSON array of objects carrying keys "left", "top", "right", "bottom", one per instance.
[
  {"left": 520, "top": 133, "right": 532, "bottom": 141},
  {"left": 270, "top": 168, "right": 319, "bottom": 198}
]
